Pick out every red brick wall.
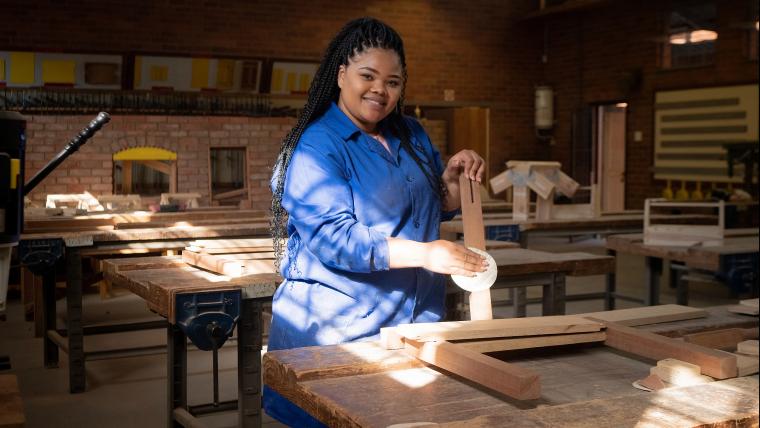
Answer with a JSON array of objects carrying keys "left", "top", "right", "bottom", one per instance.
[
  {"left": 542, "top": 0, "right": 758, "bottom": 208},
  {"left": 24, "top": 115, "right": 294, "bottom": 206}
]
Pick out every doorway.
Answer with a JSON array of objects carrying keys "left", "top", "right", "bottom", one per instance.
[{"left": 594, "top": 103, "right": 627, "bottom": 213}]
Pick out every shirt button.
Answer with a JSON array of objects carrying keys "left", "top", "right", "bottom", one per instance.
[
  {"left": 406, "top": 176, "right": 413, "bottom": 182},
  {"left": 414, "top": 221, "right": 420, "bottom": 228}
]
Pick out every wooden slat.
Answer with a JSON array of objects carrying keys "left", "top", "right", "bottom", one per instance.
[
  {"left": 452, "top": 331, "right": 606, "bottom": 353},
  {"left": 395, "top": 315, "right": 603, "bottom": 343},
  {"left": 404, "top": 339, "right": 541, "bottom": 400},
  {"left": 580, "top": 304, "right": 707, "bottom": 327},
  {"left": 181, "top": 250, "right": 275, "bottom": 277},
  {"left": 459, "top": 173, "right": 491, "bottom": 321},
  {"left": 600, "top": 321, "right": 737, "bottom": 379}
]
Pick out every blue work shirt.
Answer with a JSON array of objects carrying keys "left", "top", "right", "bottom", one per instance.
[
  {"left": 268, "top": 102, "right": 455, "bottom": 351},
  {"left": 265, "top": 103, "right": 456, "bottom": 427}
]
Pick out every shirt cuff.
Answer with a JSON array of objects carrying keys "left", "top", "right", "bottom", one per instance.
[{"left": 369, "top": 229, "right": 390, "bottom": 271}]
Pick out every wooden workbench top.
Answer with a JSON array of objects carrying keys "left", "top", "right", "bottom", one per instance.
[
  {"left": 606, "top": 233, "right": 759, "bottom": 271},
  {"left": 102, "top": 255, "right": 280, "bottom": 323},
  {"left": 489, "top": 248, "right": 615, "bottom": 276},
  {"left": 264, "top": 340, "right": 759, "bottom": 427}
]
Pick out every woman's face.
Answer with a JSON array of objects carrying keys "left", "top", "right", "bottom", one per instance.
[{"left": 337, "top": 47, "right": 404, "bottom": 133}]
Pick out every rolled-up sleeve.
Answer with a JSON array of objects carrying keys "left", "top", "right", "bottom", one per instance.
[{"left": 282, "top": 131, "right": 390, "bottom": 273}]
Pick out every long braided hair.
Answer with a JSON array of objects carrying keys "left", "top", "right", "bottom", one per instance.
[{"left": 271, "top": 17, "right": 445, "bottom": 265}]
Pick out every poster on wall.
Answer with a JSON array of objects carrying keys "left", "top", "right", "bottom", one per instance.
[
  {"left": 133, "top": 55, "right": 262, "bottom": 92},
  {"left": 0, "top": 51, "right": 122, "bottom": 89},
  {"left": 269, "top": 61, "right": 318, "bottom": 95}
]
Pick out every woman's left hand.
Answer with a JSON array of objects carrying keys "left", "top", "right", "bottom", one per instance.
[{"left": 442, "top": 149, "right": 486, "bottom": 184}]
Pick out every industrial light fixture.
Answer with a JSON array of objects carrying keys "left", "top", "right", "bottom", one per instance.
[{"left": 669, "top": 29, "right": 718, "bottom": 45}]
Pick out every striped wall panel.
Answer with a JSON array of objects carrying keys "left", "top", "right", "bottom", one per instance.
[{"left": 654, "top": 84, "right": 758, "bottom": 183}]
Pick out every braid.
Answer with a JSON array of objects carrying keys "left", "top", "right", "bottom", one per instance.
[{"left": 270, "top": 17, "right": 445, "bottom": 266}]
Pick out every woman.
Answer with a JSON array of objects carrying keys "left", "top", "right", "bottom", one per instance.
[{"left": 266, "top": 17, "right": 487, "bottom": 426}]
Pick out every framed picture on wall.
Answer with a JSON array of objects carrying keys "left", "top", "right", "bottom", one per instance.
[{"left": 269, "top": 61, "right": 319, "bottom": 95}]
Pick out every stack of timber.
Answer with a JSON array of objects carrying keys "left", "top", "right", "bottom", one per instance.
[{"left": 181, "top": 238, "right": 276, "bottom": 277}]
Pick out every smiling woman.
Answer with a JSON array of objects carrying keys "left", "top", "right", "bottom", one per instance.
[{"left": 266, "top": 17, "right": 487, "bottom": 427}]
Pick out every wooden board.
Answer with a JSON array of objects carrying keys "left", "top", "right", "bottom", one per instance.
[
  {"left": 639, "top": 305, "right": 760, "bottom": 337},
  {"left": 394, "top": 315, "right": 603, "bottom": 343},
  {"left": 459, "top": 174, "right": 491, "bottom": 321},
  {"left": 580, "top": 304, "right": 707, "bottom": 327},
  {"left": 600, "top": 321, "right": 738, "bottom": 379},
  {"left": 404, "top": 339, "right": 541, "bottom": 400},
  {"left": 452, "top": 331, "right": 606, "bottom": 353},
  {"left": 181, "top": 250, "right": 275, "bottom": 277}
]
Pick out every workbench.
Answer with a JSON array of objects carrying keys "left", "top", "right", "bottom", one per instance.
[
  {"left": 606, "top": 233, "right": 759, "bottom": 307},
  {"left": 20, "top": 221, "right": 270, "bottom": 394},
  {"left": 263, "top": 311, "right": 760, "bottom": 427},
  {"left": 448, "top": 247, "right": 615, "bottom": 319},
  {"left": 103, "top": 255, "right": 279, "bottom": 428},
  {"left": 440, "top": 213, "right": 714, "bottom": 247}
]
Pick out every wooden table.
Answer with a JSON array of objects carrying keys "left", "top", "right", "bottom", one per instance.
[
  {"left": 453, "top": 248, "right": 615, "bottom": 318},
  {"left": 103, "top": 256, "right": 279, "bottom": 428},
  {"left": 440, "top": 213, "right": 714, "bottom": 247},
  {"left": 20, "top": 221, "right": 271, "bottom": 394},
  {"left": 606, "top": 233, "right": 759, "bottom": 307},
  {"left": 263, "top": 312, "right": 760, "bottom": 427}
]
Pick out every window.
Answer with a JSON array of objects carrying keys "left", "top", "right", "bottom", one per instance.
[
  {"left": 210, "top": 148, "right": 247, "bottom": 205},
  {"left": 661, "top": 1, "right": 717, "bottom": 69},
  {"left": 113, "top": 147, "right": 177, "bottom": 196}
]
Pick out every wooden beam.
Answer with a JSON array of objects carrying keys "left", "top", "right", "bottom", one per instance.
[
  {"left": 453, "top": 331, "right": 605, "bottom": 353},
  {"left": 599, "top": 321, "right": 737, "bottom": 379},
  {"left": 394, "top": 315, "right": 603, "bottom": 343},
  {"left": 135, "top": 159, "right": 171, "bottom": 175},
  {"left": 459, "top": 173, "right": 491, "bottom": 321},
  {"left": 683, "top": 328, "right": 758, "bottom": 350},
  {"left": 580, "top": 304, "right": 707, "bottom": 327},
  {"left": 404, "top": 339, "right": 541, "bottom": 400}
]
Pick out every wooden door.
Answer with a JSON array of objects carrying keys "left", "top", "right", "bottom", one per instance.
[
  {"left": 451, "top": 107, "right": 490, "bottom": 181},
  {"left": 599, "top": 105, "right": 626, "bottom": 212}
]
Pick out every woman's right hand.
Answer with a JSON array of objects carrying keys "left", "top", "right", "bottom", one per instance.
[{"left": 422, "top": 240, "right": 488, "bottom": 276}]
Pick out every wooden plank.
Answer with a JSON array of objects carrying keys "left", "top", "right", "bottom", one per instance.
[
  {"left": 737, "top": 340, "right": 759, "bottom": 356},
  {"left": 404, "top": 339, "right": 541, "bottom": 400},
  {"left": 189, "top": 238, "right": 274, "bottom": 249},
  {"left": 490, "top": 248, "right": 615, "bottom": 277},
  {"left": 581, "top": 304, "right": 707, "bottom": 327},
  {"left": 0, "top": 374, "right": 25, "bottom": 428},
  {"left": 459, "top": 173, "right": 491, "bottom": 321},
  {"left": 181, "top": 250, "right": 275, "bottom": 277},
  {"left": 453, "top": 331, "right": 606, "bottom": 353},
  {"left": 394, "top": 315, "right": 603, "bottom": 343},
  {"left": 489, "top": 169, "right": 512, "bottom": 194},
  {"left": 599, "top": 321, "right": 738, "bottom": 379},
  {"left": 735, "top": 353, "right": 759, "bottom": 376}
]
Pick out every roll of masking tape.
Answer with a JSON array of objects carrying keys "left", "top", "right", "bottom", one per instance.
[{"left": 451, "top": 247, "right": 497, "bottom": 292}]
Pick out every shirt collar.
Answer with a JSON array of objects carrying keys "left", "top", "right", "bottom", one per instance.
[{"left": 323, "top": 102, "right": 362, "bottom": 141}]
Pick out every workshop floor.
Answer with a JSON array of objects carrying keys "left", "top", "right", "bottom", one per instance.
[{"left": 0, "top": 235, "right": 742, "bottom": 428}]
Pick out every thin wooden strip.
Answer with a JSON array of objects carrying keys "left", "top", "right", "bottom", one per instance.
[
  {"left": 452, "top": 331, "right": 606, "bottom": 353},
  {"left": 459, "top": 173, "right": 491, "bottom": 321},
  {"left": 599, "top": 321, "right": 737, "bottom": 379},
  {"left": 181, "top": 251, "right": 275, "bottom": 277},
  {"left": 396, "top": 315, "right": 603, "bottom": 342},
  {"left": 189, "top": 238, "right": 275, "bottom": 249},
  {"left": 404, "top": 339, "right": 541, "bottom": 400},
  {"left": 580, "top": 304, "right": 707, "bottom": 327}
]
